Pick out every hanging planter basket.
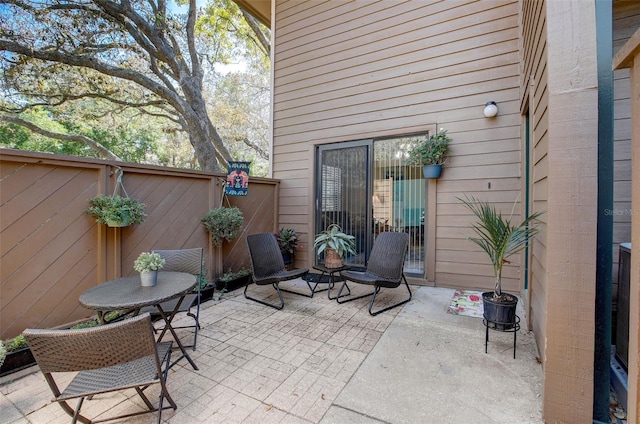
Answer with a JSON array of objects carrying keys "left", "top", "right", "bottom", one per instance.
[{"left": 86, "top": 168, "right": 146, "bottom": 227}]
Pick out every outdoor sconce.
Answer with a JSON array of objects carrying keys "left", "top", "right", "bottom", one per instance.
[{"left": 483, "top": 101, "right": 498, "bottom": 118}]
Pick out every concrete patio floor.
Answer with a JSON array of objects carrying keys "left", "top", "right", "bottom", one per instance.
[{"left": 0, "top": 281, "right": 543, "bottom": 423}]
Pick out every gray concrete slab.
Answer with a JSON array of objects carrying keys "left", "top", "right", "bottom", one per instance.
[{"left": 324, "top": 287, "right": 544, "bottom": 424}]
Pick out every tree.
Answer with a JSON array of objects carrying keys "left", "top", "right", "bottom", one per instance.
[{"left": 0, "top": 0, "right": 270, "bottom": 172}]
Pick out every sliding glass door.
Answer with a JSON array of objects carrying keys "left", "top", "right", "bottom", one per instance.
[
  {"left": 316, "top": 135, "right": 427, "bottom": 276},
  {"left": 316, "top": 142, "right": 370, "bottom": 267}
]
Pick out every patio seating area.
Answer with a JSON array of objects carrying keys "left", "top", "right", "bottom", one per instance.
[{"left": 0, "top": 282, "right": 543, "bottom": 424}]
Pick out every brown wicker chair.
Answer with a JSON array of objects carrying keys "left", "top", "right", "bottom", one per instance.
[
  {"left": 337, "top": 231, "right": 412, "bottom": 316},
  {"left": 245, "top": 232, "right": 310, "bottom": 309},
  {"left": 142, "top": 248, "right": 204, "bottom": 351},
  {"left": 23, "top": 313, "right": 176, "bottom": 424}
]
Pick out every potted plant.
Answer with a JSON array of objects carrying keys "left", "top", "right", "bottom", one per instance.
[
  {"left": 201, "top": 207, "right": 244, "bottom": 247},
  {"left": 275, "top": 228, "right": 300, "bottom": 268},
  {"left": 407, "top": 128, "right": 452, "bottom": 179},
  {"left": 460, "top": 195, "right": 543, "bottom": 329},
  {"left": 215, "top": 268, "right": 252, "bottom": 292},
  {"left": 134, "top": 251, "right": 165, "bottom": 287},
  {"left": 86, "top": 194, "right": 146, "bottom": 227},
  {"left": 313, "top": 224, "right": 357, "bottom": 268}
]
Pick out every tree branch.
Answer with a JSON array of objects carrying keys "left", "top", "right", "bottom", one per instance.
[{"left": 0, "top": 114, "right": 122, "bottom": 161}]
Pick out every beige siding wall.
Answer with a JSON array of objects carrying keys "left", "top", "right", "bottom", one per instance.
[
  {"left": 613, "top": 2, "right": 639, "bottom": 287},
  {"left": 273, "top": 0, "right": 525, "bottom": 292},
  {"left": 519, "top": 0, "right": 548, "bottom": 372}
]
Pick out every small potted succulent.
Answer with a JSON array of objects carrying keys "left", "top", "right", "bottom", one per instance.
[
  {"left": 86, "top": 194, "right": 146, "bottom": 227},
  {"left": 134, "top": 251, "right": 165, "bottom": 287},
  {"left": 407, "top": 128, "right": 452, "bottom": 179},
  {"left": 313, "top": 224, "right": 356, "bottom": 268},
  {"left": 275, "top": 228, "right": 300, "bottom": 268},
  {"left": 201, "top": 207, "right": 244, "bottom": 247}
]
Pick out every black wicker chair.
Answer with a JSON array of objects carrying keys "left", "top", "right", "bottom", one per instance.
[
  {"left": 337, "top": 231, "right": 412, "bottom": 316},
  {"left": 24, "top": 313, "right": 176, "bottom": 424},
  {"left": 245, "top": 232, "right": 310, "bottom": 309},
  {"left": 140, "top": 248, "right": 204, "bottom": 351}
]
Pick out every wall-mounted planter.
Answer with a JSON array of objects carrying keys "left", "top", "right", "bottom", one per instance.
[{"left": 422, "top": 164, "right": 442, "bottom": 179}]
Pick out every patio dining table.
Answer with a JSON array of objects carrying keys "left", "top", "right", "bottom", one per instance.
[{"left": 79, "top": 271, "right": 198, "bottom": 370}]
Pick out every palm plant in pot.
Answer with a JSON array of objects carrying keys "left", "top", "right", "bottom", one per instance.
[
  {"left": 313, "top": 224, "right": 357, "bottom": 268},
  {"left": 460, "top": 196, "right": 543, "bottom": 329},
  {"left": 407, "top": 128, "right": 452, "bottom": 179}
]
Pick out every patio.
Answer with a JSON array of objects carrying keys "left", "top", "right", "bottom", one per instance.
[{"left": 0, "top": 283, "right": 543, "bottom": 424}]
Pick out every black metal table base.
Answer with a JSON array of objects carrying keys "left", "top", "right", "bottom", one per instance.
[
  {"left": 309, "top": 266, "right": 351, "bottom": 300},
  {"left": 483, "top": 315, "right": 521, "bottom": 359}
]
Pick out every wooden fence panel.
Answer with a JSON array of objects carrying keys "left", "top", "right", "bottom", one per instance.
[{"left": 0, "top": 150, "right": 279, "bottom": 339}]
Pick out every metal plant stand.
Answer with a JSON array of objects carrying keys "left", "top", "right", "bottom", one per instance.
[{"left": 483, "top": 315, "right": 521, "bottom": 359}]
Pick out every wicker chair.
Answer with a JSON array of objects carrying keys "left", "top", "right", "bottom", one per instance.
[
  {"left": 23, "top": 313, "right": 176, "bottom": 424},
  {"left": 337, "top": 231, "right": 412, "bottom": 316},
  {"left": 142, "top": 248, "right": 204, "bottom": 351},
  {"left": 245, "top": 232, "right": 310, "bottom": 309}
]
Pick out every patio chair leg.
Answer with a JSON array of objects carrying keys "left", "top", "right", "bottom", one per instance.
[
  {"left": 135, "top": 387, "right": 156, "bottom": 410},
  {"left": 71, "top": 398, "right": 87, "bottom": 424},
  {"left": 279, "top": 274, "right": 314, "bottom": 298},
  {"left": 336, "top": 280, "right": 375, "bottom": 304},
  {"left": 244, "top": 281, "right": 285, "bottom": 310},
  {"left": 368, "top": 276, "right": 413, "bottom": 316}
]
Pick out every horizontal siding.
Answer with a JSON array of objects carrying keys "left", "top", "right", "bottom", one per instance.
[
  {"left": 273, "top": 0, "right": 522, "bottom": 278},
  {"left": 612, "top": 1, "right": 639, "bottom": 283},
  {"left": 520, "top": 0, "right": 548, "bottom": 370}
]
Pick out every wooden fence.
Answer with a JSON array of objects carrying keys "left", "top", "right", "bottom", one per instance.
[{"left": 0, "top": 149, "right": 279, "bottom": 339}]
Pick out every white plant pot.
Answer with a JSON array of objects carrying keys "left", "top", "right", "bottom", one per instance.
[{"left": 140, "top": 270, "right": 158, "bottom": 287}]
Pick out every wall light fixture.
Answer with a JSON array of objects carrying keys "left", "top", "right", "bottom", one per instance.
[{"left": 483, "top": 101, "right": 498, "bottom": 118}]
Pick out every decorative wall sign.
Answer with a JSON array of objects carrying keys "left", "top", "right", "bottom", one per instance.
[{"left": 225, "top": 161, "right": 251, "bottom": 196}]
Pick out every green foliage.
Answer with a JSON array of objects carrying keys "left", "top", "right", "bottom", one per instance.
[
  {"left": 195, "top": 270, "right": 210, "bottom": 291},
  {"left": 196, "top": 0, "right": 270, "bottom": 64},
  {"left": 209, "top": 71, "right": 270, "bottom": 176},
  {"left": 1, "top": 1, "right": 271, "bottom": 172},
  {"left": 219, "top": 267, "right": 251, "bottom": 282},
  {"left": 0, "top": 341, "right": 5, "bottom": 368},
  {"left": 407, "top": 129, "right": 452, "bottom": 166},
  {"left": 86, "top": 195, "right": 147, "bottom": 226},
  {"left": 4, "top": 334, "right": 28, "bottom": 353},
  {"left": 202, "top": 207, "right": 244, "bottom": 246},
  {"left": 70, "top": 319, "right": 100, "bottom": 329},
  {"left": 133, "top": 252, "right": 166, "bottom": 273},
  {"left": 275, "top": 228, "right": 299, "bottom": 255},
  {"left": 460, "top": 195, "right": 544, "bottom": 297},
  {"left": 313, "top": 224, "right": 357, "bottom": 258},
  {"left": 0, "top": 106, "right": 164, "bottom": 163}
]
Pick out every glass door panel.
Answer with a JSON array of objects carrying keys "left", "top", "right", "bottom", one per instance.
[
  {"left": 373, "top": 137, "right": 425, "bottom": 276},
  {"left": 316, "top": 143, "right": 369, "bottom": 267}
]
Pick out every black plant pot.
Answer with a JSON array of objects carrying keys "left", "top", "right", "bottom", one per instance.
[
  {"left": 482, "top": 291, "right": 518, "bottom": 330},
  {"left": 0, "top": 348, "right": 36, "bottom": 377},
  {"left": 200, "top": 284, "right": 216, "bottom": 303},
  {"left": 216, "top": 275, "right": 252, "bottom": 293}
]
